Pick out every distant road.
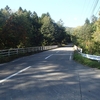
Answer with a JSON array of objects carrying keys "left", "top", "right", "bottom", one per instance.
[{"left": 0, "top": 46, "right": 100, "bottom": 100}]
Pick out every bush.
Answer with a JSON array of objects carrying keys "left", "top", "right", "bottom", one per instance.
[{"left": 73, "top": 51, "right": 100, "bottom": 69}]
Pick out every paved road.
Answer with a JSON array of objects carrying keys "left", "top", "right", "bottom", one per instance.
[{"left": 0, "top": 46, "right": 100, "bottom": 100}]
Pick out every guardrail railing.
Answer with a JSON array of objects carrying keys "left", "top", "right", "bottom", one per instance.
[
  {"left": 74, "top": 45, "right": 100, "bottom": 62},
  {"left": 79, "top": 52, "right": 100, "bottom": 62},
  {"left": 0, "top": 45, "right": 58, "bottom": 57}
]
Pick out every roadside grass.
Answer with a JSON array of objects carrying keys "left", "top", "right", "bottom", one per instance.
[{"left": 73, "top": 51, "right": 100, "bottom": 69}]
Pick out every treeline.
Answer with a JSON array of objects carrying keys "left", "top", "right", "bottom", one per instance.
[
  {"left": 0, "top": 6, "right": 71, "bottom": 49},
  {"left": 72, "top": 14, "right": 100, "bottom": 55}
]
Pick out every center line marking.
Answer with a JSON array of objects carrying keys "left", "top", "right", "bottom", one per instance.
[
  {"left": 45, "top": 54, "right": 53, "bottom": 59},
  {"left": 69, "top": 55, "right": 72, "bottom": 61},
  {"left": 0, "top": 66, "right": 31, "bottom": 83}
]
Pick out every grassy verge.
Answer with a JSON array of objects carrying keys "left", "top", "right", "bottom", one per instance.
[{"left": 73, "top": 51, "right": 100, "bottom": 69}]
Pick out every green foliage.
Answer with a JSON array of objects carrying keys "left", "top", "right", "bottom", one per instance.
[
  {"left": 0, "top": 6, "right": 71, "bottom": 49},
  {"left": 73, "top": 51, "right": 100, "bottom": 69},
  {"left": 72, "top": 15, "right": 100, "bottom": 55},
  {"left": 85, "top": 18, "right": 90, "bottom": 24}
]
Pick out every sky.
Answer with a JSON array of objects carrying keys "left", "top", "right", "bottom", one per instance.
[{"left": 0, "top": 0, "right": 100, "bottom": 27}]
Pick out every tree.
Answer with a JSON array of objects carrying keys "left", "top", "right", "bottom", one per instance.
[
  {"left": 91, "top": 15, "right": 97, "bottom": 23},
  {"left": 0, "top": 6, "right": 71, "bottom": 49},
  {"left": 29, "top": 11, "right": 43, "bottom": 46},
  {"left": 92, "top": 15, "right": 100, "bottom": 54},
  {"left": 72, "top": 15, "right": 100, "bottom": 54},
  {"left": 53, "top": 24, "right": 66, "bottom": 45},
  {"left": 85, "top": 18, "right": 90, "bottom": 25},
  {"left": 40, "top": 13, "right": 54, "bottom": 45}
]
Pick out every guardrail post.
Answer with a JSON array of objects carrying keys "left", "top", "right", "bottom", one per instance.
[
  {"left": 16, "top": 49, "right": 18, "bottom": 54},
  {"left": 0, "top": 45, "right": 58, "bottom": 57},
  {"left": 8, "top": 50, "right": 10, "bottom": 56}
]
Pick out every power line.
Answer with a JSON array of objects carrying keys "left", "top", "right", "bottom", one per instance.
[
  {"left": 86, "top": 0, "right": 92, "bottom": 17},
  {"left": 88, "top": 0, "right": 95, "bottom": 16},
  {"left": 90, "top": 0, "right": 99, "bottom": 17},
  {"left": 95, "top": 0, "right": 100, "bottom": 16},
  {"left": 95, "top": 6, "right": 100, "bottom": 15},
  {"left": 81, "top": 0, "right": 96, "bottom": 20},
  {"left": 79, "top": 0, "right": 99, "bottom": 22}
]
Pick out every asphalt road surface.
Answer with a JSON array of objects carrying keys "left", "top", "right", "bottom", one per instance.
[{"left": 0, "top": 46, "right": 100, "bottom": 100}]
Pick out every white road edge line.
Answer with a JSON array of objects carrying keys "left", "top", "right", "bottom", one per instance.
[
  {"left": 45, "top": 54, "right": 53, "bottom": 59},
  {"left": 0, "top": 66, "right": 31, "bottom": 83}
]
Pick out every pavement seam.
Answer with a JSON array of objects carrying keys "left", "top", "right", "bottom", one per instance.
[{"left": 77, "top": 72, "right": 82, "bottom": 100}]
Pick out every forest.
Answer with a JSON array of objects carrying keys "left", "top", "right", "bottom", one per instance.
[
  {"left": 1, "top": 6, "right": 100, "bottom": 56},
  {"left": 0, "top": 6, "right": 71, "bottom": 49},
  {"left": 72, "top": 14, "right": 100, "bottom": 55}
]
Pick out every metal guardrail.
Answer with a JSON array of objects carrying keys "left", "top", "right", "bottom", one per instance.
[
  {"left": 74, "top": 45, "right": 100, "bottom": 62},
  {"left": 79, "top": 52, "right": 100, "bottom": 62},
  {"left": 0, "top": 45, "right": 58, "bottom": 57}
]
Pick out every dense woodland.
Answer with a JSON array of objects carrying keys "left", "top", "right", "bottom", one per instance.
[
  {"left": 72, "top": 14, "right": 100, "bottom": 55},
  {"left": 1, "top": 6, "right": 100, "bottom": 55},
  {"left": 0, "top": 6, "right": 71, "bottom": 49}
]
